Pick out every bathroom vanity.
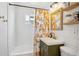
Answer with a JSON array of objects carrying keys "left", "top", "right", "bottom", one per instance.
[{"left": 40, "top": 38, "right": 64, "bottom": 56}]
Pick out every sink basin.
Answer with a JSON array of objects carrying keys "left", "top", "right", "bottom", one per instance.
[{"left": 40, "top": 37, "right": 64, "bottom": 45}]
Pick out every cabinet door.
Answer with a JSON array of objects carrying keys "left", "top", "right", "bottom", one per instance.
[
  {"left": 63, "top": 25, "right": 74, "bottom": 39},
  {"left": 40, "top": 47, "right": 44, "bottom": 56},
  {"left": 69, "top": 25, "right": 79, "bottom": 50},
  {"left": 76, "top": 25, "right": 79, "bottom": 40},
  {"left": 73, "top": 25, "right": 79, "bottom": 42},
  {"left": 40, "top": 41, "right": 48, "bottom": 56},
  {"left": 63, "top": 25, "right": 76, "bottom": 48},
  {"left": 43, "top": 45, "right": 48, "bottom": 56},
  {"left": 76, "top": 25, "right": 79, "bottom": 46},
  {"left": 40, "top": 47, "right": 48, "bottom": 56},
  {"left": 40, "top": 41, "right": 44, "bottom": 56},
  {"left": 76, "top": 25, "right": 79, "bottom": 55}
]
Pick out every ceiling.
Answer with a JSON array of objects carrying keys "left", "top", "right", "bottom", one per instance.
[{"left": 13, "top": 2, "right": 53, "bottom": 9}]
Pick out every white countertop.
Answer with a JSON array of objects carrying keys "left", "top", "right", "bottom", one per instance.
[{"left": 40, "top": 37, "right": 64, "bottom": 45}]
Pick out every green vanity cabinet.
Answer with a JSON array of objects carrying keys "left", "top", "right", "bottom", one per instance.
[{"left": 40, "top": 40, "right": 64, "bottom": 56}]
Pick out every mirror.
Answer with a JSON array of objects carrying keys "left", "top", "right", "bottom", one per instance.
[{"left": 51, "top": 8, "right": 63, "bottom": 30}]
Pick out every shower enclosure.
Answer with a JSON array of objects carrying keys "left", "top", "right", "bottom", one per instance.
[{"left": 8, "top": 3, "right": 35, "bottom": 56}]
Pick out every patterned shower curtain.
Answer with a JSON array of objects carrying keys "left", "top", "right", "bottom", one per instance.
[{"left": 34, "top": 9, "right": 50, "bottom": 55}]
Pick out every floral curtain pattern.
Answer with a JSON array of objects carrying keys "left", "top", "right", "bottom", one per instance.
[{"left": 34, "top": 9, "right": 50, "bottom": 55}]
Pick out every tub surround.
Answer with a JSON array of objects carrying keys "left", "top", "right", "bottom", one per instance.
[{"left": 10, "top": 45, "right": 33, "bottom": 56}]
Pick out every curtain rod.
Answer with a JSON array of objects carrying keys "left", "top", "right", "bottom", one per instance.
[{"left": 9, "top": 3, "right": 48, "bottom": 10}]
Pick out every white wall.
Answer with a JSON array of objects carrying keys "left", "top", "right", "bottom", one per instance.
[
  {"left": 55, "top": 7, "right": 79, "bottom": 49},
  {"left": 15, "top": 6, "right": 34, "bottom": 47},
  {"left": 0, "top": 2, "right": 8, "bottom": 56}
]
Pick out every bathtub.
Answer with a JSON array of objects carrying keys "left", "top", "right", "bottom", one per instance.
[{"left": 10, "top": 45, "right": 33, "bottom": 56}]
